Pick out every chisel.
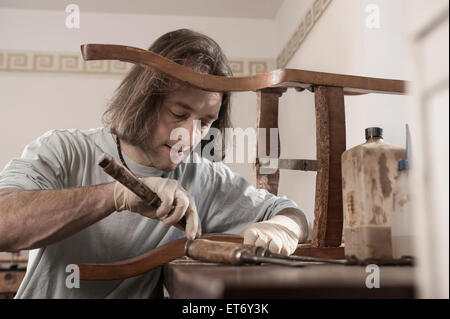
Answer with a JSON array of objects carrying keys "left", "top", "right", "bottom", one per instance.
[
  {"left": 185, "top": 239, "right": 349, "bottom": 266},
  {"left": 97, "top": 153, "right": 187, "bottom": 231}
]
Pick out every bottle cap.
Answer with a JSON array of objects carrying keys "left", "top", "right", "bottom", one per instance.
[{"left": 365, "top": 127, "right": 383, "bottom": 140}]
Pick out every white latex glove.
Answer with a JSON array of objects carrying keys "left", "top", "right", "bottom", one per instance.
[
  {"left": 241, "top": 211, "right": 304, "bottom": 255},
  {"left": 114, "top": 177, "right": 201, "bottom": 240}
]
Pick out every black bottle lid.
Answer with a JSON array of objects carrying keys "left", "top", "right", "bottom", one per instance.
[{"left": 365, "top": 127, "right": 383, "bottom": 140}]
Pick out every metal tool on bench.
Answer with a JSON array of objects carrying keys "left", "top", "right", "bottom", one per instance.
[{"left": 185, "top": 239, "right": 349, "bottom": 267}]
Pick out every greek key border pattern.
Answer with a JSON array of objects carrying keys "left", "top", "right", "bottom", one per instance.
[
  {"left": 229, "top": 59, "right": 274, "bottom": 76},
  {"left": 276, "top": 0, "right": 333, "bottom": 68},
  {"left": 0, "top": 50, "right": 133, "bottom": 75},
  {"left": 0, "top": 50, "right": 274, "bottom": 76}
]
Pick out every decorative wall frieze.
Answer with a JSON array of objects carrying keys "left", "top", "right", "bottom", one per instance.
[
  {"left": 276, "top": 0, "right": 333, "bottom": 68},
  {"left": 0, "top": 50, "right": 133, "bottom": 75},
  {"left": 229, "top": 59, "right": 274, "bottom": 76},
  {"left": 0, "top": 49, "right": 274, "bottom": 76}
]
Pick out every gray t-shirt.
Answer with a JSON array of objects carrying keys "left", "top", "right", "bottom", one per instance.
[{"left": 0, "top": 127, "right": 302, "bottom": 298}]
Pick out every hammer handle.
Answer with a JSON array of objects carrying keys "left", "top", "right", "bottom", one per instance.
[{"left": 98, "top": 153, "right": 186, "bottom": 231}]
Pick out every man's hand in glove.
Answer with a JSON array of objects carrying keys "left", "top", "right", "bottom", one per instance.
[
  {"left": 241, "top": 208, "right": 308, "bottom": 255},
  {"left": 114, "top": 177, "right": 201, "bottom": 240}
]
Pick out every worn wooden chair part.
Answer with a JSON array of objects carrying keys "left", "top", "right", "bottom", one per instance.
[
  {"left": 79, "top": 234, "right": 243, "bottom": 281},
  {"left": 78, "top": 44, "right": 407, "bottom": 279},
  {"left": 78, "top": 234, "right": 345, "bottom": 280}
]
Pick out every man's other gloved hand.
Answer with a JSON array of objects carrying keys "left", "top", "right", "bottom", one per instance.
[
  {"left": 241, "top": 211, "right": 304, "bottom": 255},
  {"left": 114, "top": 177, "right": 201, "bottom": 240}
]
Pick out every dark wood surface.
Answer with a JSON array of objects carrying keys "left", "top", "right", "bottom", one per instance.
[
  {"left": 254, "top": 88, "right": 285, "bottom": 195},
  {"left": 0, "top": 252, "right": 28, "bottom": 298},
  {"left": 294, "top": 243, "right": 344, "bottom": 259},
  {"left": 277, "top": 159, "right": 317, "bottom": 171},
  {"left": 312, "top": 86, "right": 346, "bottom": 247},
  {"left": 0, "top": 270, "right": 25, "bottom": 298},
  {"left": 163, "top": 258, "right": 415, "bottom": 299}
]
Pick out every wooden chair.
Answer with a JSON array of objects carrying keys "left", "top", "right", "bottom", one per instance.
[{"left": 77, "top": 44, "right": 406, "bottom": 280}]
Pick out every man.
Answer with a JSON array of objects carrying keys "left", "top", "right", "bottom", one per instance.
[{"left": 0, "top": 29, "right": 309, "bottom": 298}]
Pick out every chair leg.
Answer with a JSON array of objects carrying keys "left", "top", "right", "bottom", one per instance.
[
  {"left": 312, "top": 86, "right": 346, "bottom": 247},
  {"left": 254, "top": 88, "right": 286, "bottom": 195}
]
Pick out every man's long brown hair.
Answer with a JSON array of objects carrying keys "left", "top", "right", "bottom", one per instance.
[{"left": 103, "top": 29, "right": 233, "bottom": 159}]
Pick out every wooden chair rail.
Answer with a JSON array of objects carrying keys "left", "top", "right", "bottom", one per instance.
[
  {"left": 258, "top": 158, "right": 318, "bottom": 171},
  {"left": 81, "top": 44, "right": 406, "bottom": 95}
]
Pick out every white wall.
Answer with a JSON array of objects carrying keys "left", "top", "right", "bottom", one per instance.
[
  {"left": 0, "top": 8, "right": 277, "bottom": 56},
  {"left": 274, "top": 0, "right": 314, "bottom": 55},
  {"left": 0, "top": 8, "right": 276, "bottom": 184}
]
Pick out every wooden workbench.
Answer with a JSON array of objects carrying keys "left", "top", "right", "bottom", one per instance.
[
  {"left": 0, "top": 251, "right": 28, "bottom": 299},
  {"left": 163, "top": 257, "right": 415, "bottom": 299}
]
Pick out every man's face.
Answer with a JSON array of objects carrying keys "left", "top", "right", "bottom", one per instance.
[{"left": 142, "top": 85, "right": 223, "bottom": 171}]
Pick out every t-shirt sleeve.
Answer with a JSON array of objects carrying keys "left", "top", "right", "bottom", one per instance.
[
  {"left": 0, "top": 130, "right": 69, "bottom": 191},
  {"left": 198, "top": 161, "right": 305, "bottom": 235}
]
